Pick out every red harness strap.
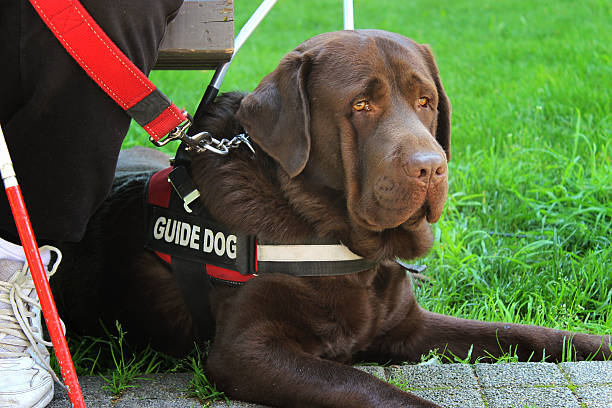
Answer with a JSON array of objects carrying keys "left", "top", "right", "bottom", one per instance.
[{"left": 28, "top": 0, "right": 188, "bottom": 141}]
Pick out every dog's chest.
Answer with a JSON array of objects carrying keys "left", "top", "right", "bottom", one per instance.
[{"left": 294, "top": 276, "right": 394, "bottom": 362}]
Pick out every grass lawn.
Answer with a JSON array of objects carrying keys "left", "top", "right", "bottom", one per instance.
[{"left": 58, "top": 0, "right": 612, "bottom": 399}]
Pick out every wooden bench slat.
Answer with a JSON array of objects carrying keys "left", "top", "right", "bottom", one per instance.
[{"left": 154, "top": 0, "right": 234, "bottom": 70}]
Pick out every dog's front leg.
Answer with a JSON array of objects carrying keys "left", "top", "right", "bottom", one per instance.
[
  {"left": 372, "top": 306, "right": 612, "bottom": 363},
  {"left": 206, "top": 331, "right": 441, "bottom": 408}
]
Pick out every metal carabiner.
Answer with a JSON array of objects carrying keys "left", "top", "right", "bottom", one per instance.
[{"left": 149, "top": 117, "right": 192, "bottom": 148}]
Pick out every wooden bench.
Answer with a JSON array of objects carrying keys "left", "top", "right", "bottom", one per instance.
[{"left": 154, "top": 0, "right": 234, "bottom": 70}]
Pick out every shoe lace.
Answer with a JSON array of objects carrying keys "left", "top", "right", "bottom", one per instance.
[{"left": 0, "top": 246, "right": 64, "bottom": 385}]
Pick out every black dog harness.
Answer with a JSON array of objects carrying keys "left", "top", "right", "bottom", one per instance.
[
  {"left": 145, "top": 166, "right": 377, "bottom": 282},
  {"left": 143, "top": 160, "right": 377, "bottom": 338}
]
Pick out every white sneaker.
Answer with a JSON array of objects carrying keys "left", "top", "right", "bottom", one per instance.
[{"left": 0, "top": 246, "right": 63, "bottom": 408}]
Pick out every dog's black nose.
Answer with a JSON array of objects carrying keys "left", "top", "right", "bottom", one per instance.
[{"left": 405, "top": 153, "right": 447, "bottom": 182}]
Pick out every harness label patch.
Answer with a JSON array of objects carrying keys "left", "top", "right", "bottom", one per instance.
[
  {"left": 152, "top": 216, "right": 237, "bottom": 259},
  {"left": 145, "top": 206, "right": 255, "bottom": 273}
]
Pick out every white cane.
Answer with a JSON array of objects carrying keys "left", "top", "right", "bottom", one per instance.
[{"left": 0, "top": 124, "right": 86, "bottom": 407}]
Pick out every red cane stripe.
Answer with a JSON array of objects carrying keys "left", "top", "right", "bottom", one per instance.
[{"left": 5, "top": 185, "right": 86, "bottom": 407}]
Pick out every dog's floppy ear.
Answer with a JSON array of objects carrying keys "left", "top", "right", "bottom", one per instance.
[
  {"left": 419, "top": 44, "right": 452, "bottom": 161},
  {"left": 236, "top": 51, "right": 312, "bottom": 177}
]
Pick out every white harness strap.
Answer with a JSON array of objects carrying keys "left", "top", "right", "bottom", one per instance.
[{"left": 257, "top": 244, "right": 363, "bottom": 263}]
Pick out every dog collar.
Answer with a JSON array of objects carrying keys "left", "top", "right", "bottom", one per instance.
[{"left": 144, "top": 166, "right": 377, "bottom": 285}]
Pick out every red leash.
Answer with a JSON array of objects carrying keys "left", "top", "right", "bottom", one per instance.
[{"left": 28, "top": 0, "right": 189, "bottom": 143}]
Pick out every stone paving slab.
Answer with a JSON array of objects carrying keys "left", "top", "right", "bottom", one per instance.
[
  {"left": 49, "top": 361, "right": 612, "bottom": 408},
  {"left": 387, "top": 363, "right": 480, "bottom": 389},
  {"left": 475, "top": 362, "right": 568, "bottom": 387},
  {"left": 559, "top": 361, "right": 612, "bottom": 385},
  {"left": 483, "top": 386, "right": 580, "bottom": 408},
  {"left": 573, "top": 385, "right": 612, "bottom": 408},
  {"left": 386, "top": 364, "right": 486, "bottom": 408},
  {"left": 409, "top": 388, "right": 486, "bottom": 408}
]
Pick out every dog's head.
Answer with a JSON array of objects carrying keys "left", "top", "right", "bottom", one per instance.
[{"left": 237, "top": 30, "right": 451, "bottom": 258}]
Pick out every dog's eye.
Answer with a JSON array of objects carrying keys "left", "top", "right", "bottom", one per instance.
[
  {"left": 417, "top": 97, "right": 430, "bottom": 108},
  {"left": 353, "top": 100, "right": 370, "bottom": 112}
]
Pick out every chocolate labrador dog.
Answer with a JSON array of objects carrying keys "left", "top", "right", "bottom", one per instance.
[{"left": 53, "top": 30, "right": 611, "bottom": 408}]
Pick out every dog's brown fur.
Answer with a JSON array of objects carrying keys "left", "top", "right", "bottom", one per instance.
[{"left": 53, "top": 30, "right": 611, "bottom": 408}]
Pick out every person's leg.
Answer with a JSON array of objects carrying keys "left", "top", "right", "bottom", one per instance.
[
  {"left": 0, "top": 0, "right": 183, "bottom": 243},
  {"left": 0, "top": 1, "right": 183, "bottom": 406}
]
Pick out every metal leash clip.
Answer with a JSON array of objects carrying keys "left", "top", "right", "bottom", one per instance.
[{"left": 150, "top": 116, "right": 193, "bottom": 148}]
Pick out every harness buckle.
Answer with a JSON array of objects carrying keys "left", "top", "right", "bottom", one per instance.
[
  {"left": 180, "top": 189, "right": 201, "bottom": 214},
  {"left": 168, "top": 166, "right": 202, "bottom": 214}
]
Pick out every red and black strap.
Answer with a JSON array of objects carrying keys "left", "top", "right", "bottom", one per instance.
[{"left": 28, "top": 0, "right": 188, "bottom": 141}]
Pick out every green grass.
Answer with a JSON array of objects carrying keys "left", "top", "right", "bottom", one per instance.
[
  {"left": 186, "top": 345, "right": 230, "bottom": 406},
  {"left": 63, "top": 0, "right": 612, "bottom": 399},
  {"left": 97, "top": 322, "right": 163, "bottom": 396},
  {"left": 50, "top": 322, "right": 177, "bottom": 395}
]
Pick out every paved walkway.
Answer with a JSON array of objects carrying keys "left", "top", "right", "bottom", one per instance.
[{"left": 49, "top": 361, "right": 612, "bottom": 408}]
